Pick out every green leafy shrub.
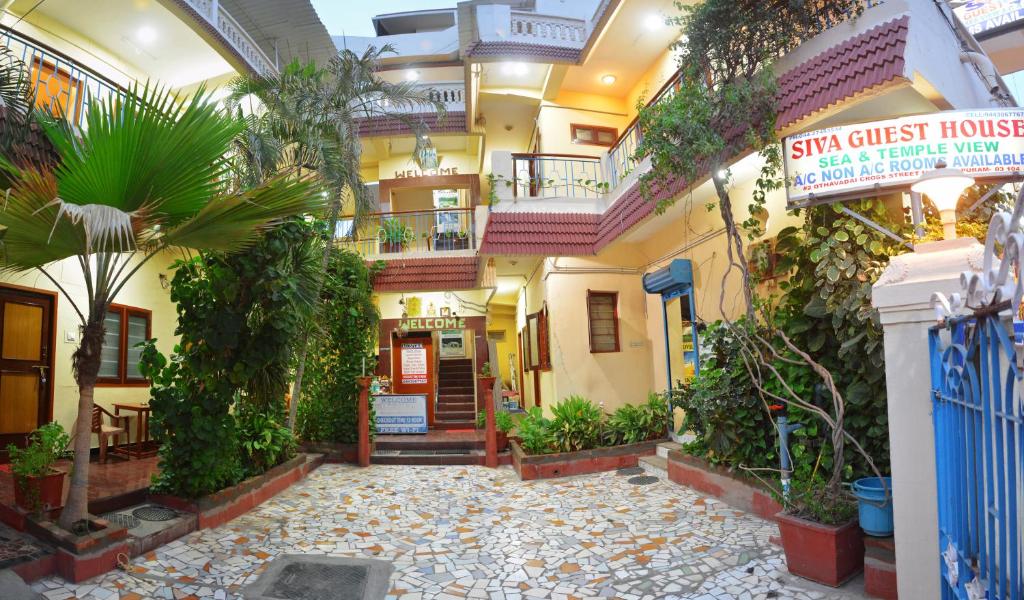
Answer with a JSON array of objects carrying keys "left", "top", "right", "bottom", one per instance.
[
  {"left": 672, "top": 320, "right": 776, "bottom": 470},
  {"left": 380, "top": 218, "right": 412, "bottom": 246},
  {"left": 236, "top": 408, "right": 296, "bottom": 477},
  {"left": 297, "top": 250, "right": 381, "bottom": 443},
  {"left": 549, "top": 395, "right": 603, "bottom": 453},
  {"left": 6, "top": 422, "right": 69, "bottom": 480},
  {"left": 140, "top": 340, "right": 243, "bottom": 498},
  {"left": 516, "top": 407, "right": 555, "bottom": 455},
  {"left": 782, "top": 478, "right": 858, "bottom": 526},
  {"left": 608, "top": 393, "right": 670, "bottom": 445},
  {"left": 476, "top": 409, "right": 515, "bottom": 433}
]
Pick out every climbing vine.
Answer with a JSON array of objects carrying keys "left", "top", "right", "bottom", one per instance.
[{"left": 297, "top": 249, "right": 383, "bottom": 443}]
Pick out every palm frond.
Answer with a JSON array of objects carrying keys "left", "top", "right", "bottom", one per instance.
[
  {"left": 158, "top": 176, "right": 324, "bottom": 251},
  {"left": 0, "top": 167, "right": 84, "bottom": 272}
]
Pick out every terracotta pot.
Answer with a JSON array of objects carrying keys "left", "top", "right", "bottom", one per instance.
[
  {"left": 14, "top": 470, "right": 66, "bottom": 512},
  {"left": 776, "top": 512, "right": 864, "bottom": 587},
  {"left": 496, "top": 431, "right": 509, "bottom": 452},
  {"left": 380, "top": 241, "right": 404, "bottom": 253}
]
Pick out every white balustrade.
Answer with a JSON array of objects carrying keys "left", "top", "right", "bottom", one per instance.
[
  {"left": 509, "top": 11, "right": 586, "bottom": 48},
  {"left": 180, "top": 0, "right": 277, "bottom": 76}
]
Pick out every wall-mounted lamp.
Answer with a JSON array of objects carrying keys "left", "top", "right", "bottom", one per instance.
[{"left": 911, "top": 160, "right": 974, "bottom": 241}]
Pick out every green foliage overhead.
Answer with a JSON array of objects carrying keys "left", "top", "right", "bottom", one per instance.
[{"left": 297, "top": 249, "right": 382, "bottom": 443}]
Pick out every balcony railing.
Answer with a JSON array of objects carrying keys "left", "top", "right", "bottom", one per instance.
[
  {"left": 338, "top": 208, "right": 477, "bottom": 258},
  {"left": 180, "top": 0, "right": 277, "bottom": 76},
  {"left": 509, "top": 11, "right": 587, "bottom": 48},
  {"left": 0, "top": 28, "right": 126, "bottom": 130},
  {"left": 512, "top": 153, "right": 606, "bottom": 199},
  {"left": 423, "top": 82, "right": 466, "bottom": 113}
]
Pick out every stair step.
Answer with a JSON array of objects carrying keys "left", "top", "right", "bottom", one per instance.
[
  {"left": 656, "top": 441, "right": 684, "bottom": 458},
  {"left": 436, "top": 413, "right": 475, "bottom": 421},
  {"left": 438, "top": 394, "right": 474, "bottom": 402},
  {"left": 433, "top": 420, "right": 476, "bottom": 429},
  {"left": 372, "top": 449, "right": 485, "bottom": 466},
  {"left": 639, "top": 455, "right": 668, "bottom": 478},
  {"left": 437, "top": 402, "right": 475, "bottom": 411}
]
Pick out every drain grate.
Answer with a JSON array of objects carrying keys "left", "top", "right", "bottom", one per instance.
[
  {"left": 627, "top": 475, "right": 661, "bottom": 486},
  {"left": 101, "top": 512, "right": 141, "bottom": 529},
  {"left": 398, "top": 449, "right": 471, "bottom": 456},
  {"left": 133, "top": 506, "right": 178, "bottom": 522},
  {"left": 244, "top": 555, "right": 393, "bottom": 600},
  {"left": 616, "top": 466, "right": 645, "bottom": 476}
]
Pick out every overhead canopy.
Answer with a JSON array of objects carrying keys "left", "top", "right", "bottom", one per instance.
[{"left": 643, "top": 259, "right": 694, "bottom": 300}]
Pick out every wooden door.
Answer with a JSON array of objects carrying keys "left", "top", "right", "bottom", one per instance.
[
  {"left": 0, "top": 287, "right": 55, "bottom": 450},
  {"left": 391, "top": 332, "right": 436, "bottom": 426}
]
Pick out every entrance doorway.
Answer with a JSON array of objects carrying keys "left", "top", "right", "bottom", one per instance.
[{"left": 0, "top": 286, "right": 55, "bottom": 451}]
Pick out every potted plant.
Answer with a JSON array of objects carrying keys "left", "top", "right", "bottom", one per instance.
[
  {"left": 379, "top": 218, "right": 412, "bottom": 253},
  {"left": 775, "top": 478, "right": 863, "bottom": 587},
  {"left": 435, "top": 230, "right": 470, "bottom": 251},
  {"left": 477, "top": 409, "right": 515, "bottom": 451},
  {"left": 6, "top": 422, "right": 70, "bottom": 513}
]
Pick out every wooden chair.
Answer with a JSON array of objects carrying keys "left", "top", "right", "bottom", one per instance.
[{"left": 92, "top": 405, "right": 128, "bottom": 463}]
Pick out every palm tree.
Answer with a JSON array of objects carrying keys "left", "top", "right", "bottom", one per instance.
[
  {"left": 0, "top": 84, "right": 324, "bottom": 529},
  {"left": 227, "top": 45, "right": 445, "bottom": 428}
]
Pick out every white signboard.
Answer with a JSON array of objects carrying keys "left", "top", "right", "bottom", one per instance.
[
  {"left": 400, "top": 343, "right": 428, "bottom": 384},
  {"left": 783, "top": 108, "right": 1024, "bottom": 206},
  {"left": 373, "top": 394, "right": 428, "bottom": 434},
  {"left": 954, "top": 1, "right": 1024, "bottom": 37}
]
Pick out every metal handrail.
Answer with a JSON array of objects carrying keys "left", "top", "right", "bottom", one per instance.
[
  {"left": 0, "top": 27, "right": 127, "bottom": 129},
  {"left": 511, "top": 153, "right": 605, "bottom": 199},
  {"left": 337, "top": 208, "right": 476, "bottom": 258}
]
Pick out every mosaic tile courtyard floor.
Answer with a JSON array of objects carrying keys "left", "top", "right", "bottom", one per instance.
[{"left": 31, "top": 464, "right": 868, "bottom": 600}]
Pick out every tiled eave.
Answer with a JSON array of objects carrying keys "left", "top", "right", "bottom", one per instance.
[
  {"left": 481, "top": 16, "right": 910, "bottom": 257},
  {"left": 356, "top": 111, "right": 467, "bottom": 138},
  {"left": 466, "top": 41, "right": 580, "bottom": 63},
  {"left": 372, "top": 257, "right": 479, "bottom": 291}
]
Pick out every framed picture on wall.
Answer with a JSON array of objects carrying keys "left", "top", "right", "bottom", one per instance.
[{"left": 439, "top": 329, "right": 465, "bottom": 358}]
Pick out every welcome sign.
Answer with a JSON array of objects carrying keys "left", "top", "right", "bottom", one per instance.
[{"left": 783, "top": 109, "right": 1024, "bottom": 206}]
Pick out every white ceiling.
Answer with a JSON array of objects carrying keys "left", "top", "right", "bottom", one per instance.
[
  {"left": 480, "top": 61, "right": 549, "bottom": 91},
  {"left": 9, "top": 0, "right": 234, "bottom": 88},
  {"left": 561, "top": 0, "right": 684, "bottom": 96}
]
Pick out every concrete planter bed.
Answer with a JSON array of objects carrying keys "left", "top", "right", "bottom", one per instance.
[
  {"left": 152, "top": 453, "right": 321, "bottom": 530},
  {"left": 25, "top": 515, "right": 130, "bottom": 583},
  {"left": 299, "top": 440, "right": 359, "bottom": 463},
  {"left": 510, "top": 439, "right": 663, "bottom": 480},
  {"left": 666, "top": 450, "right": 783, "bottom": 521}
]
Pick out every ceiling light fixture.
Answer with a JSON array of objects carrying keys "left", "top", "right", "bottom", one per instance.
[
  {"left": 405, "top": 70, "right": 419, "bottom": 81},
  {"left": 501, "top": 62, "right": 528, "bottom": 76},
  {"left": 645, "top": 14, "right": 664, "bottom": 31},
  {"left": 601, "top": 74, "right": 617, "bottom": 85},
  {"left": 136, "top": 25, "right": 158, "bottom": 45}
]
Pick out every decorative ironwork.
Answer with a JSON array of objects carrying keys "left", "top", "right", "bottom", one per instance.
[{"left": 929, "top": 184, "right": 1024, "bottom": 597}]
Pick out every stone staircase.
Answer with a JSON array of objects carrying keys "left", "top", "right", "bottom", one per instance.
[
  {"left": 434, "top": 358, "right": 477, "bottom": 429},
  {"left": 638, "top": 441, "right": 683, "bottom": 479}
]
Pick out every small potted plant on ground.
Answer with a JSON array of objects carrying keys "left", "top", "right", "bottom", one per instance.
[
  {"left": 379, "top": 218, "right": 412, "bottom": 253},
  {"left": 6, "top": 422, "right": 70, "bottom": 513},
  {"left": 477, "top": 409, "right": 515, "bottom": 451}
]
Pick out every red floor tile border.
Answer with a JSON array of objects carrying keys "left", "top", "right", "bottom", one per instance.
[
  {"left": 666, "top": 451, "right": 783, "bottom": 522},
  {"left": 510, "top": 440, "right": 661, "bottom": 481}
]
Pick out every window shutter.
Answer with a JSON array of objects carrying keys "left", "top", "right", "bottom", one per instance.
[{"left": 587, "top": 292, "right": 619, "bottom": 353}]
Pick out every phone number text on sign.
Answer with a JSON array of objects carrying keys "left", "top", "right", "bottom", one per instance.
[{"left": 783, "top": 109, "right": 1024, "bottom": 206}]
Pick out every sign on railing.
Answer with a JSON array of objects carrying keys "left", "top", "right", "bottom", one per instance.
[{"left": 783, "top": 108, "right": 1024, "bottom": 207}]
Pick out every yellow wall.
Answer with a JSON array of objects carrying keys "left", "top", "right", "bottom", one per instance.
[
  {"left": 536, "top": 90, "right": 629, "bottom": 156},
  {"left": 486, "top": 306, "right": 518, "bottom": 389},
  {"left": 1, "top": 253, "right": 180, "bottom": 447},
  {"left": 375, "top": 151, "right": 480, "bottom": 182},
  {"left": 623, "top": 42, "right": 681, "bottom": 120}
]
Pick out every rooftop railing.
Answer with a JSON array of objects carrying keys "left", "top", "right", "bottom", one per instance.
[
  {"left": 509, "top": 11, "right": 587, "bottom": 48},
  {"left": 337, "top": 208, "right": 477, "bottom": 258},
  {"left": 0, "top": 27, "right": 126, "bottom": 130},
  {"left": 180, "top": 0, "right": 277, "bottom": 76}
]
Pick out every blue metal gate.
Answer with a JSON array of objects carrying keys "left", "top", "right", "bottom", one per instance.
[{"left": 930, "top": 305, "right": 1023, "bottom": 599}]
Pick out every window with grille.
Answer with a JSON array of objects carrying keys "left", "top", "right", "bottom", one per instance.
[
  {"left": 97, "top": 304, "right": 152, "bottom": 385},
  {"left": 587, "top": 291, "right": 619, "bottom": 353},
  {"left": 570, "top": 123, "right": 618, "bottom": 147}
]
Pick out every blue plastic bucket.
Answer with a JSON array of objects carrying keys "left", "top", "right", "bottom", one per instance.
[{"left": 852, "top": 477, "right": 893, "bottom": 536}]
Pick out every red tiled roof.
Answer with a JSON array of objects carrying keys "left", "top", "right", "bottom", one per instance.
[
  {"left": 356, "top": 111, "right": 466, "bottom": 137},
  {"left": 480, "top": 212, "right": 599, "bottom": 255},
  {"left": 466, "top": 41, "right": 581, "bottom": 63},
  {"left": 372, "top": 257, "right": 479, "bottom": 291},
  {"left": 777, "top": 16, "right": 908, "bottom": 130},
  {"left": 481, "top": 17, "right": 911, "bottom": 256}
]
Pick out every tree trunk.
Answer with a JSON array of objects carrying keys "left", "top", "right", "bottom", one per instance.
[
  {"left": 288, "top": 196, "right": 342, "bottom": 430},
  {"left": 57, "top": 312, "right": 106, "bottom": 530},
  {"left": 711, "top": 169, "right": 756, "bottom": 322}
]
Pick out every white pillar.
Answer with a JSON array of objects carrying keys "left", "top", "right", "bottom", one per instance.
[{"left": 871, "top": 237, "right": 984, "bottom": 599}]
